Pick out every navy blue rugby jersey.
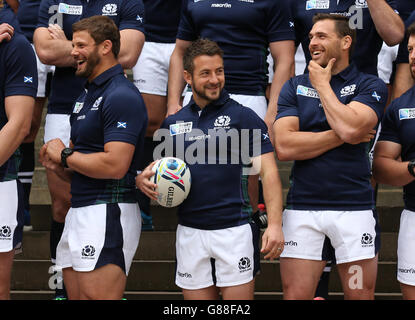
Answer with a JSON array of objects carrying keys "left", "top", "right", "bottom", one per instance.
[
  {"left": 177, "top": 0, "right": 295, "bottom": 96},
  {"left": 378, "top": 86, "right": 415, "bottom": 211},
  {"left": 69, "top": 64, "right": 147, "bottom": 208},
  {"left": 0, "top": 13, "right": 37, "bottom": 181},
  {"left": 16, "top": 0, "right": 43, "bottom": 42},
  {"left": 37, "top": 0, "right": 145, "bottom": 115},
  {"left": 144, "top": 0, "right": 181, "bottom": 43},
  {"left": 160, "top": 90, "right": 274, "bottom": 230},
  {"left": 291, "top": 0, "right": 398, "bottom": 76},
  {"left": 276, "top": 64, "right": 387, "bottom": 210},
  {"left": 0, "top": 5, "right": 23, "bottom": 32}
]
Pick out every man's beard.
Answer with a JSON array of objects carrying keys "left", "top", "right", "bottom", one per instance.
[{"left": 75, "top": 48, "right": 101, "bottom": 78}]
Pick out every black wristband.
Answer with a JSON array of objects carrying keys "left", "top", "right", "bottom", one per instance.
[
  {"left": 408, "top": 160, "right": 415, "bottom": 178},
  {"left": 61, "top": 148, "right": 74, "bottom": 168}
]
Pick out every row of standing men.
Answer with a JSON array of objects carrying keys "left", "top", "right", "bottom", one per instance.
[{"left": 1, "top": 0, "right": 415, "bottom": 300}]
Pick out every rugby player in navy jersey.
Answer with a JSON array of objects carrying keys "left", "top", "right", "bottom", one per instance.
[
  {"left": 392, "top": 7, "right": 415, "bottom": 100},
  {"left": 274, "top": 14, "right": 388, "bottom": 300},
  {"left": 137, "top": 38, "right": 284, "bottom": 300},
  {"left": 39, "top": 16, "right": 147, "bottom": 300},
  {"left": 0, "top": 4, "right": 37, "bottom": 299},
  {"left": 33, "top": 0, "right": 145, "bottom": 299},
  {"left": 131, "top": 0, "right": 182, "bottom": 231},
  {"left": 167, "top": 0, "right": 295, "bottom": 222},
  {"left": 291, "top": 0, "right": 403, "bottom": 76},
  {"left": 4, "top": 0, "right": 57, "bottom": 235},
  {"left": 373, "top": 23, "right": 415, "bottom": 300}
]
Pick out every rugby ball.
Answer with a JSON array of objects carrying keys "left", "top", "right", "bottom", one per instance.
[{"left": 151, "top": 157, "right": 191, "bottom": 207}]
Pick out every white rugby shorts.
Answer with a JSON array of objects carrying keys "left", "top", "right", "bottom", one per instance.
[
  {"left": 183, "top": 91, "right": 268, "bottom": 120},
  {"left": 31, "top": 43, "right": 55, "bottom": 98},
  {"left": 175, "top": 223, "right": 260, "bottom": 290},
  {"left": 132, "top": 42, "right": 175, "bottom": 96},
  {"left": 43, "top": 113, "right": 71, "bottom": 147},
  {"left": 56, "top": 202, "right": 141, "bottom": 275},
  {"left": 280, "top": 209, "right": 379, "bottom": 264},
  {"left": 0, "top": 180, "right": 24, "bottom": 253},
  {"left": 397, "top": 209, "right": 415, "bottom": 286}
]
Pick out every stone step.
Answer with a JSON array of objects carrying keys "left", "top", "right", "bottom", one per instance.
[
  {"left": 19, "top": 231, "right": 399, "bottom": 262},
  {"left": 10, "top": 260, "right": 401, "bottom": 293},
  {"left": 27, "top": 203, "right": 402, "bottom": 232},
  {"left": 8, "top": 290, "right": 403, "bottom": 300}
]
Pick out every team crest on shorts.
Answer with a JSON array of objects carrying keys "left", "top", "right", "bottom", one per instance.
[
  {"left": 0, "top": 226, "right": 11, "bottom": 240},
  {"left": 361, "top": 233, "right": 374, "bottom": 247},
  {"left": 81, "top": 245, "right": 96, "bottom": 259},
  {"left": 238, "top": 257, "right": 252, "bottom": 273}
]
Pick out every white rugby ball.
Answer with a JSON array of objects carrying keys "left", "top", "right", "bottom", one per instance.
[{"left": 151, "top": 157, "right": 191, "bottom": 207}]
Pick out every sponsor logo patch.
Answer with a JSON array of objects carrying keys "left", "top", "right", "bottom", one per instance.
[{"left": 399, "top": 108, "right": 415, "bottom": 120}]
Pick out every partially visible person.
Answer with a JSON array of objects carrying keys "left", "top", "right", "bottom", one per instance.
[
  {"left": 39, "top": 16, "right": 147, "bottom": 300},
  {"left": 373, "top": 22, "right": 415, "bottom": 300},
  {"left": 392, "top": 9, "right": 415, "bottom": 99},
  {"left": 131, "top": 0, "right": 182, "bottom": 231},
  {"left": 137, "top": 38, "right": 284, "bottom": 300},
  {"left": 0, "top": 4, "right": 37, "bottom": 299}
]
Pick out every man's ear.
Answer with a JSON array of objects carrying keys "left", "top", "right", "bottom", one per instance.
[
  {"left": 101, "top": 39, "right": 113, "bottom": 56},
  {"left": 342, "top": 35, "right": 352, "bottom": 51},
  {"left": 183, "top": 70, "right": 192, "bottom": 86}
]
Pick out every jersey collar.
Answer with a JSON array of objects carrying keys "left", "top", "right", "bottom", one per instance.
[{"left": 86, "top": 64, "right": 124, "bottom": 89}]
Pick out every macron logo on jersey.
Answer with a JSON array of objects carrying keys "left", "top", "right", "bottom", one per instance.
[
  {"left": 296, "top": 85, "right": 320, "bottom": 99},
  {"left": 24, "top": 76, "right": 33, "bottom": 83},
  {"left": 399, "top": 108, "right": 415, "bottom": 120},
  {"left": 211, "top": 3, "right": 232, "bottom": 8}
]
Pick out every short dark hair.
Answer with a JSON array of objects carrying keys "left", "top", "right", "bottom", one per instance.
[
  {"left": 183, "top": 38, "right": 224, "bottom": 75},
  {"left": 407, "top": 22, "right": 415, "bottom": 38},
  {"left": 72, "top": 16, "right": 120, "bottom": 58},
  {"left": 312, "top": 13, "right": 356, "bottom": 57}
]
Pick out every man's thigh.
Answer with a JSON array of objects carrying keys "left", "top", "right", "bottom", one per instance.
[{"left": 280, "top": 257, "right": 327, "bottom": 300}]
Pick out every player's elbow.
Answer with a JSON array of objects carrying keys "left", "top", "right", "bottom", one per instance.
[
  {"left": 108, "top": 166, "right": 130, "bottom": 180},
  {"left": 275, "top": 143, "right": 295, "bottom": 161},
  {"left": 118, "top": 53, "right": 138, "bottom": 70},
  {"left": 337, "top": 128, "right": 365, "bottom": 145}
]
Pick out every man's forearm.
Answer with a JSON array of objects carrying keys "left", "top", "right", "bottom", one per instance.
[
  {"left": 367, "top": 0, "right": 404, "bottom": 45},
  {"left": 373, "top": 156, "right": 415, "bottom": 187},
  {"left": 33, "top": 29, "right": 75, "bottom": 67},
  {"left": 274, "top": 127, "right": 343, "bottom": 161},
  {"left": 167, "top": 47, "right": 187, "bottom": 113}
]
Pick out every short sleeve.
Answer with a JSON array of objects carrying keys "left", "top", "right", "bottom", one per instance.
[
  {"left": 276, "top": 78, "right": 299, "bottom": 120},
  {"left": 118, "top": 0, "right": 145, "bottom": 33},
  {"left": 351, "top": 76, "right": 388, "bottom": 121},
  {"left": 102, "top": 89, "right": 147, "bottom": 145},
  {"left": 4, "top": 35, "right": 38, "bottom": 98}
]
